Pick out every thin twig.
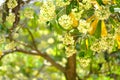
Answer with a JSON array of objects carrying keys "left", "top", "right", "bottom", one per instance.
[{"left": 25, "top": 27, "right": 38, "bottom": 50}]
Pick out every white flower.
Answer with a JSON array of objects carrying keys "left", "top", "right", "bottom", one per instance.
[
  {"left": 46, "top": 48, "right": 54, "bottom": 54},
  {"left": 6, "top": 13, "right": 15, "bottom": 23},
  {"left": 71, "top": 8, "right": 84, "bottom": 20},
  {"left": 7, "top": 0, "right": 18, "bottom": 9},
  {"left": 55, "top": 0, "right": 70, "bottom": 7},
  {"left": 58, "top": 15, "right": 73, "bottom": 30},
  {"left": 5, "top": 41, "right": 16, "bottom": 50},
  {"left": 23, "top": 8, "right": 34, "bottom": 19},
  {"left": 57, "top": 43, "right": 64, "bottom": 49},
  {"left": 77, "top": 19, "right": 90, "bottom": 34},
  {"left": 90, "top": 34, "right": 115, "bottom": 53},
  {"left": 95, "top": 6, "right": 111, "bottom": 20},
  {"left": 47, "top": 38, "right": 54, "bottom": 44},
  {"left": 63, "top": 33, "right": 74, "bottom": 45},
  {"left": 65, "top": 46, "right": 76, "bottom": 57},
  {"left": 79, "top": 58, "right": 91, "bottom": 68},
  {"left": 39, "top": 1, "right": 56, "bottom": 23}
]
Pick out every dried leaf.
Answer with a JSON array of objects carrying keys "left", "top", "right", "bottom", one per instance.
[
  {"left": 101, "top": 20, "right": 107, "bottom": 37},
  {"left": 89, "top": 18, "right": 99, "bottom": 35},
  {"left": 116, "top": 34, "right": 120, "bottom": 49},
  {"left": 86, "top": 39, "right": 89, "bottom": 49},
  {"left": 69, "top": 12, "right": 79, "bottom": 27}
]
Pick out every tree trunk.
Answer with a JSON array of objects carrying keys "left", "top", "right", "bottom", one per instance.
[{"left": 64, "top": 54, "right": 76, "bottom": 80}]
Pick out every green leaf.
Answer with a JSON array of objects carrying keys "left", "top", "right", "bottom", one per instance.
[
  {"left": 50, "top": 20, "right": 64, "bottom": 34},
  {"left": 109, "top": 17, "right": 117, "bottom": 27},
  {"left": 34, "top": 1, "right": 43, "bottom": 7},
  {"left": 109, "top": 6, "right": 115, "bottom": 13},
  {"left": 78, "top": 51, "right": 85, "bottom": 57},
  {"left": 66, "top": 0, "right": 78, "bottom": 14},
  {"left": 96, "top": 0, "right": 103, "bottom": 5},
  {"left": 116, "top": 0, "right": 120, "bottom": 5},
  {"left": 94, "top": 20, "right": 101, "bottom": 38},
  {"left": 69, "top": 29, "right": 81, "bottom": 36}
]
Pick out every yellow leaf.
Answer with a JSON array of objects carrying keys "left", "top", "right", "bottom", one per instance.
[
  {"left": 0, "top": 51, "right": 3, "bottom": 57},
  {"left": 112, "top": 0, "right": 116, "bottom": 4},
  {"left": 101, "top": 20, "right": 107, "bottom": 37},
  {"left": 69, "top": 12, "right": 79, "bottom": 27},
  {"left": 116, "top": 35, "right": 120, "bottom": 49},
  {"left": 86, "top": 39, "right": 89, "bottom": 49},
  {"left": 89, "top": 18, "right": 99, "bottom": 35},
  {"left": 87, "top": 15, "right": 95, "bottom": 22}
]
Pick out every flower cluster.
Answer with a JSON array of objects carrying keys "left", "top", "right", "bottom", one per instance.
[
  {"left": 39, "top": 1, "right": 56, "bottom": 23},
  {"left": 5, "top": 41, "right": 16, "bottom": 50},
  {"left": 94, "top": 6, "right": 111, "bottom": 20},
  {"left": 79, "top": 58, "right": 91, "bottom": 68},
  {"left": 58, "top": 14, "right": 73, "bottom": 30},
  {"left": 90, "top": 34, "right": 115, "bottom": 53},
  {"left": 115, "top": 26, "right": 120, "bottom": 35},
  {"left": 7, "top": 0, "right": 18, "bottom": 9},
  {"left": 63, "top": 33, "right": 74, "bottom": 45},
  {"left": 71, "top": 8, "right": 83, "bottom": 21},
  {"left": 65, "top": 46, "right": 76, "bottom": 57},
  {"left": 81, "top": 0, "right": 92, "bottom": 10},
  {"left": 23, "top": 8, "right": 34, "bottom": 19},
  {"left": 6, "top": 13, "right": 15, "bottom": 23},
  {"left": 55, "top": 0, "right": 70, "bottom": 7},
  {"left": 77, "top": 19, "right": 90, "bottom": 34},
  {"left": 63, "top": 33, "right": 76, "bottom": 57}
]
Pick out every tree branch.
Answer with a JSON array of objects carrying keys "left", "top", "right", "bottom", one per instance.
[
  {"left": 1, "top": 47, "right": 66, "bottom": 73},
  {"left": 0, "top": 49, "right": 16, "bottom": 60}
]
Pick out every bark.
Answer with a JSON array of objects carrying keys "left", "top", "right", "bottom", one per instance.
[{"left": 64, "top": 54, "right": 76, "bottom": 80}]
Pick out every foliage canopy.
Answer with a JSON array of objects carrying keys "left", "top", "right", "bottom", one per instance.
[{"left": 0, "top": 0, "right": 120, "bottom": 80}]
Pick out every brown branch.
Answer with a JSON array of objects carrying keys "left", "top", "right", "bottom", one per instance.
[
  {"left": 0, "top": 48, "right": 65, "bottom": 73},
  {"left": 16, "top": 48, "right": 66, "bottom": 72},
  {"left": 0, "top": 49, "right": 16, "bottom": 60},
  {"left": 13, "top": 39, "right": 34, "bottom": 49},
  {"left": 11, "top": 0, "right": 21, "bottom": 29}
]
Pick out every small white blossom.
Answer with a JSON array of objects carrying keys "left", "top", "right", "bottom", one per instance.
[
  {"left": 63, "top": 33, "right": 74, "bottom": 45},
  {"left": 65, "top": 46, "right": 76, "bottom": 57},
  {"left": 23, "top": 8, "right": 34, "bottom": 19},
  {"left": 90, "top": 34, "right": 115, "bottom": 53},
  {"left": 58, "top": 15, "right": 73, "bottom": 30},
  {"left": 77, "top": 19, "right": 90, "bottom": 34},
  {"left": 7, "top": 0, "right": 18, "bottom": 9},
  {"left": 6, "top": 13, "right": 15, "bottom": 23},
  {"left": 79, "top": 58, "right": 91, "bottom": 68},
  {"left": 39, "top": 1, "right": 56, "bottom": 23},
  {"left": 55, "top": 0, "right": 70, "bottom": 7},
  {"left": 47, "top": 38, "right": 54, "bottom": 44},
  {"left": 5, "top": 41, "right": 16, "bottom": 50},
  {"left": 95, "top": 6, "right": 111, "bottom": 20}
]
